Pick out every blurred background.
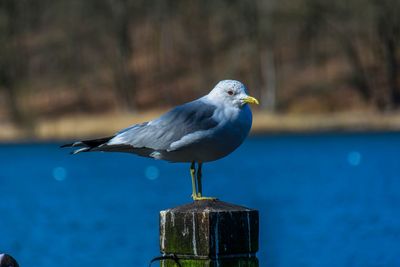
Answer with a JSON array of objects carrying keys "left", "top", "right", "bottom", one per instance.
[
  {"left": 1, "top": 0, "right": 400, "bottom": 138},
  {"left": 1, "top": 0, "right": 400, "bottom": 267}
]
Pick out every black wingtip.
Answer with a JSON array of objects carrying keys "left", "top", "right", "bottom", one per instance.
[{"left": 60, "top": 143, "right": 73, "bottom": 148}]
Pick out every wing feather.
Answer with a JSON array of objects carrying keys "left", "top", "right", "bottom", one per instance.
[{"left": 107, "top": 99, "right": 218, "bottom": 151}]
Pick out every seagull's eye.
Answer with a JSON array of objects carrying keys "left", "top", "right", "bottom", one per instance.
[{"left": 227, "top": 90, "right": 234, "bottom": 96}]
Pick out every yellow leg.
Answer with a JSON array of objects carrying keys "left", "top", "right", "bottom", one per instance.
[
  {"left": 190, "top": 162, "right": 197, "bottom": 200},
  {"left": 197, "top": 162, "right": 203, "bottom": 197},
  {"left": 192, "top": 162, "right": 217, "bottom": 201}
]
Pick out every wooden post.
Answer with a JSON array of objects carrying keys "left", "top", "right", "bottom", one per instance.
[
  {"left": 159, "top": 200, "right": 259, "bottom": 267},
  {"left": 0, "top": 254, "right": 19, "bottom": 267}
]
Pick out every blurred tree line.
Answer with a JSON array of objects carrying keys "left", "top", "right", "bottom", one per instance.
[{"left": 0, "top": 0, "right": 399, "bottom": 126}]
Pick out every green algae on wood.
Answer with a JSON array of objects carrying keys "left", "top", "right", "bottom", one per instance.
[
  {"left": 159, "top": 200, "right": 259, "bottom": 266},
  {"left": 160, "top": 257, "right": 259, "bottom": 267}
]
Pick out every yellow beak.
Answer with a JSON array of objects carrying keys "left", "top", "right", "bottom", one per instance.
[{"left": 243, "top": 96, "right": 259, "bottom": 105}]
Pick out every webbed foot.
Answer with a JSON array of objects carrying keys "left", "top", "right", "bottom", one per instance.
[{"left": 192, "top": 193, "right": 218, "bottom": 201}]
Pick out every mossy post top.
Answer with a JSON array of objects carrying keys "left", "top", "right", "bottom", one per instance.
[{"left": 159, "top": 200, "right": 259, "bottom": 260}]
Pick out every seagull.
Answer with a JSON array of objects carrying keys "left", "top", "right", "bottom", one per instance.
[{"left": 62, "top": 80, "right": 259, "bottom": 200}]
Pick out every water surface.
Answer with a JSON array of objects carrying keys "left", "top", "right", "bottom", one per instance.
[{"left": 0, "top": 133, "right": 399, "bottom": 266}]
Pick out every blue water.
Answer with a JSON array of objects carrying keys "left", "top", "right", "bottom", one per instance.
[{"left": 1, "top": 133, "right": 399, "bottom": 267}]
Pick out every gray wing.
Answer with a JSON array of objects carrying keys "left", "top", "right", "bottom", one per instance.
[{"left": 106, "top": 99, "right": 218, "bottom": 151}]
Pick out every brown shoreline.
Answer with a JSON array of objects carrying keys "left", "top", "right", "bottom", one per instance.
[{"left": 1, "top": 111, "right": 400, "bottom": 141}]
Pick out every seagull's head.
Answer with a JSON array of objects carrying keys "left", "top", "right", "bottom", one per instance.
[{"left": 208, "top": 80, "right": 259, "bottom": 108}]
